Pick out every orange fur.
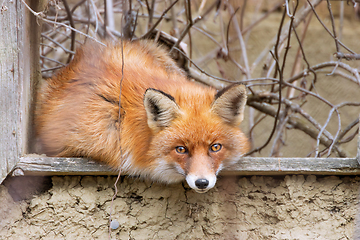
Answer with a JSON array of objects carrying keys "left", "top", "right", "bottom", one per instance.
[{"left": 35, "top": 40, "right": 250, "bottom": 193}]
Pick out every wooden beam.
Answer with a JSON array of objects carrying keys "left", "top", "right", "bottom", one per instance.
[
  {"left": 0, "top": 0, "right": 42, "bottom": 184},
  {"left": 0, "top": 0, "right": 24, "bottom": 183},
  {"left": 15, "top": 156, "right": 116, "bottom": 176},
  {"left": 14, "top": 155, "right": 360, "bottom": 176},
  {"left": 222, "top": 157, "right": 360, "bottom": 175}
]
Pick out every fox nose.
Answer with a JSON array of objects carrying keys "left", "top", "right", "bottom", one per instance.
[{"left": 195, "top": 179, "right": 209, "bottom": 189}]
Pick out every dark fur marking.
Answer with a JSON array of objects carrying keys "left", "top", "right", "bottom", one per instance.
[
  {"left": 230, "top": 95, "right": 242, "bottom": 116},
  {"left": 97, "top": 94, "right": 118, "bottom": 105},
  {"left": 146, "top": 88, "right": 176, "bottom": 102},
  {"left": 214, "top": 83, "right": 243, "bottom": 100},
  {"left": 68, "top": 78, "right": 79, "bottom": 84},
  {"left": 147, "top": 97, "right": 161, "bottom": 122},
  {"left": 68, "top": 78, "right": 95, "bottom": 87}
]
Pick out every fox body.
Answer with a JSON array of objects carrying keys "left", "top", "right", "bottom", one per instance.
[{"left": 35, "top": 40, "right": 250, "bottom": 193}]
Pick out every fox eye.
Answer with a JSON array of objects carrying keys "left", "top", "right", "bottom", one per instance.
[
  {"left": 210, "top": 143, "right": 222, "bottom": 152},
  {"left": 175, "top": 146, "right": 188, "bottom": 154}
]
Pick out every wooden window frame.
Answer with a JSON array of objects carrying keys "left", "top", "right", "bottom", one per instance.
[{"left": 1, "top": 0, "right": 359, "bottom": 184}]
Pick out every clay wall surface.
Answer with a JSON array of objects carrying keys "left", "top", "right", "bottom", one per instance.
[{"left": 1, "top": 175, "right": 359, "bottom": 239}]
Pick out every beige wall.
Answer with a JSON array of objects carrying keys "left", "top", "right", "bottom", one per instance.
[{"left": 1, "top": 174, "right": 358, "bottom": 239}]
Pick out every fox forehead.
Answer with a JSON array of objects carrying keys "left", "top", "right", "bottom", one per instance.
[
  {"left": 172, "top": 85, "right": 216, "bottom": 110},
  {"left": 156, "top": 112, "right": 234, "bottom": 149}
]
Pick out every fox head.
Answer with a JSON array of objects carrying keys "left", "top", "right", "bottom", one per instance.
[{"left": 143, "top": 84, "right": 249, "bottom": 193}]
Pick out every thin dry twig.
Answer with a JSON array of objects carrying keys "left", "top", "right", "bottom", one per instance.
[{"left": 22, "top": 0, "right": 105, "bottom": 45}]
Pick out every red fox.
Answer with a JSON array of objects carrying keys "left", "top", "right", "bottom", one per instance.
[{"left": 35, "top": 40, "right": 250, "bottom": 193}]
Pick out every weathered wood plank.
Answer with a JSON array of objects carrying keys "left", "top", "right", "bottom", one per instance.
[
  {"left": 0, "top": 0, "right": 22, "bottom": 183},
  {"left": 0, "top": 0, "right": 42, "bottom": 184},
  {"left": 14, "top": 155, "right": 360, "bottom": 176},
  {"left": 222, "top": 157, "right": 360, "bottom": 175},
  {"left": 18, "top": 0, "right": 43, "bottom": 155},
  {"left": 15, "top": 156, "right": 116, "bottom": 176}
]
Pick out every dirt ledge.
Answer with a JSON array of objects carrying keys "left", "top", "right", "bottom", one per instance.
[{"left": 0, "top": 175, "right": 359, "bottom": 239}]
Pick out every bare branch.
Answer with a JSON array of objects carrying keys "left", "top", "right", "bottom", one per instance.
[{"left": 22, "top": 0, "right": 105, "bottom": 46}]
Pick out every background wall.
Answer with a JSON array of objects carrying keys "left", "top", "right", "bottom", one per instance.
[{"left": 1, "top": 174, "right": 359, "bottom": 239}]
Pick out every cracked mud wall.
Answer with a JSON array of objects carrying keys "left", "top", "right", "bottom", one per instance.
[{"left": 1, "top": 175, "right": 359, "bottom": 239}]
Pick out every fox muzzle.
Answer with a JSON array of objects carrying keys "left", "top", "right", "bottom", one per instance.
[{"left": 186, "top": 174, "right": 217, "bottom": 193}]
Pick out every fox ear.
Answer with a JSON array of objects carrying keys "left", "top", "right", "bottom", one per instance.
[
  {"left": 144, "top": 88, "right": 181, "bottom": 132},
  {"left": 211, "top": 84, "right": 247, "bottom": 126}
]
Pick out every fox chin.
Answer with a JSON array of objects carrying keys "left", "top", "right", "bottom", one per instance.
[{"left": 35, "top": 40, "right": 250, "bottom": 193}]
